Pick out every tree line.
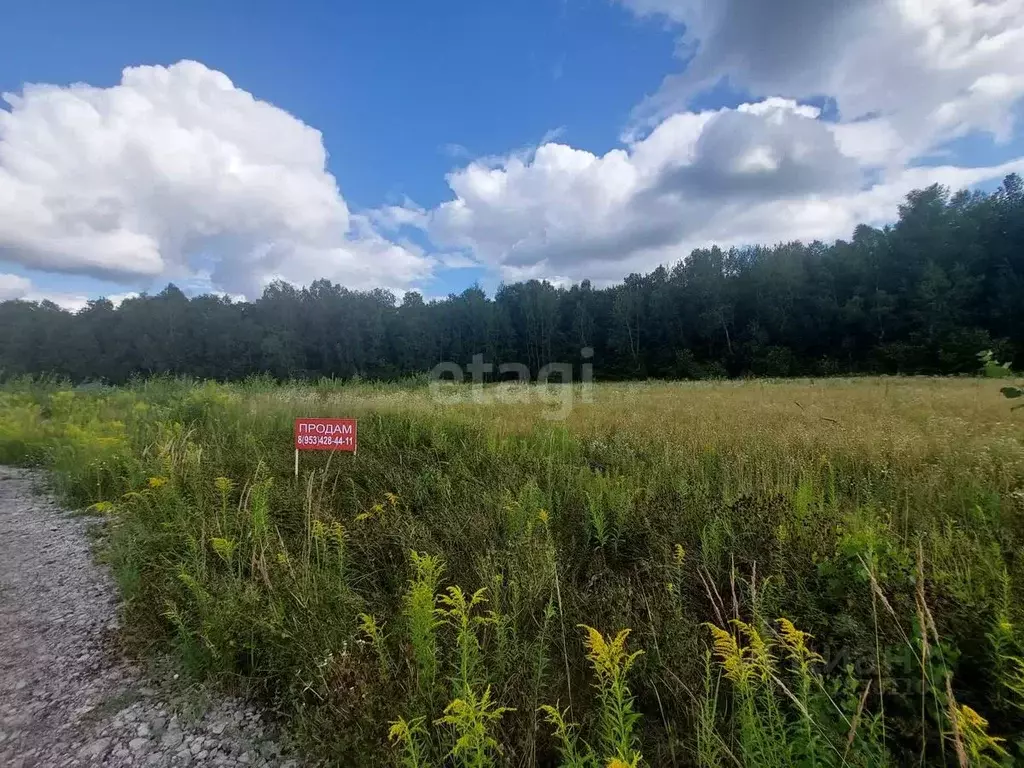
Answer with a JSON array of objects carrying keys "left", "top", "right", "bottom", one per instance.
[{"left": 2, "top": 175, "right": 1023, "bottom": 383}]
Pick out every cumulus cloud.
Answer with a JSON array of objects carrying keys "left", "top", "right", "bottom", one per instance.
[
  {"left": 393, "top": 0, "right": 1024, "bottom": 285},
  {"left": 0, "top": 273, "right": 32, "bottom": 301},
  {"left": 410, "top": 89, "right": 1024, "bottom": 284},
  {"left": 419, "top": 99, "right": 853, "bottom": 279},
  {"left": 622, "top": 0, "right": 1024, "bottom": 157},
  {"left": 650, "top": 102, "right": 860, "bottom": 199},
  {"left": 0, "top": 61, "right": 433, "bottom": 298},
  {"left": 368, "top": 201, "right": 430, "bottom": 231},
  {"left": 5, "top": 1, "right": 1024, "bottom": 300},
  {"left": 0, "top": 272, "right": 136, "bottom": 310},
  {"left": 624, "top": 0, "right": 870, "bottom": 106}
]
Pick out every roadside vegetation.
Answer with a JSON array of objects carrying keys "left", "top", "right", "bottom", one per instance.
[{"left": 1, "top": 375, "right": 1023, "bottom": 766}]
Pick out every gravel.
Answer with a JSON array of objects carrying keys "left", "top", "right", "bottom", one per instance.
[{"left": 0, "top": 467, "right": 302, "bottom": 767}]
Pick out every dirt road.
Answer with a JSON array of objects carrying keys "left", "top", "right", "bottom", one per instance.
[{"left": 0, "top": 466, "right": 298, "bottom": 767}]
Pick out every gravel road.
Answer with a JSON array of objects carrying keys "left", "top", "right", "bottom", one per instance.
[{"left": 0, "top": 466, "right": 300, "bottom": 768}]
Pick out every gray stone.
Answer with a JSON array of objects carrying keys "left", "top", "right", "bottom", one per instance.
[
  {"left": 160, "top": 729, "right": 184, "bottom": 749},
  {"left": 0, "top": 468, "right": 299, "bottom": 768},
  {"left": 78, "top": 737, "right": 111, "bottom": 759}
]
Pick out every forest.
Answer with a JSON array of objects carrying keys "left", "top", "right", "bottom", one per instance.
[{"left": 2, "top": 174, "right": 1023, "bottom": 383}]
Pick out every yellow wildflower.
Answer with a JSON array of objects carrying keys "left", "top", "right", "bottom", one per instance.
[
  {"left": 707, "top": 623, "right": 746, "bottom": 684},
  {"left": 673, "top": 543, "right": 686, "bottom": 566},
  {"left": 777, "top": 617, "right": 824, "bottom": 665},
  {"left": 579, "top": 625, "right": 643, "bottom": 682}
]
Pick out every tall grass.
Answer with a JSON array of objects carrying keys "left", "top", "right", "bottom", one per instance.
[{"left": 1, "top": 375, "right": 1022, "bottom": 765}]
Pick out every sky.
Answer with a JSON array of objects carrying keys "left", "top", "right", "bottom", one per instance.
[{"left": 1, "top": 0, "right": 1024, "bottom": 310}]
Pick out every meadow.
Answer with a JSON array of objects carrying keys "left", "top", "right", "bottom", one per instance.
[{"left": 1, "top": 375, "right": 1023, "bottom": 767}]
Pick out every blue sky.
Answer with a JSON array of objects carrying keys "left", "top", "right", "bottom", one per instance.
[
  {"left": 1, "top": 0, "right": 1023, "bottom": 308},
  {"left": 3, "top": 0, "right": 671, "bottom": 297}
]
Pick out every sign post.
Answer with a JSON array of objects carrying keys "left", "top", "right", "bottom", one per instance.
[{"left": 294, "top": 418, "right": 358, "bottom": 478}]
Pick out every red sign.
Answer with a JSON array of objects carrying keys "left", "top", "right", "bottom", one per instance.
[{"left": 294, "top": 418, "right": 357, "bottom": 452}]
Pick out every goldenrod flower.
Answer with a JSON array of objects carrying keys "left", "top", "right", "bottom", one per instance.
[
  {"left": 673, "top": 543, "right": 686, "bottom": 566},
  {"left": 954, "top": 703, "right": 1008, "bottom": 762},
  {"left": 778, "top": 617, "right": 824, "bottom": 665},
  {"left": 579, "top": 625, "right": 643, "bottom": 682},
  {"left": 707, "top": 623, "right": 746, "bottom": 684}
]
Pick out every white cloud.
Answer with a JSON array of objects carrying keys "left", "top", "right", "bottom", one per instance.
[
  {"left": 0, "top": 61, "right": 433, "bottom": 298},
  {"left": 369, "top": 200, "right": 430, "bottom": 231},
  {"left": 621, "top": 0, "right": 1024, "bottom": 157},
  {"left": 830, "top": 118, "right": 907, "bottom": 167},
  {"left": 0, "top": 272, "right": 137, "bottom": 310},
  {"left": 438, "top": 252, "right": 480, "bottom": 269},
  {"left": 414, "top": 90, "right": 1024, "bottom": 284},
  {"left": 441, "top": 143, "right": 472, "bottom": 160},
  {"left": 37, "top": 293, "right": 95, "bottom": 312},
  {"left": 5, "top": 0, "right": 1024, "bottom": 301},
  {"left": 421, "top": 99, "right": 852, "bottom": 280},
  {"left": 0, "top": 273, "right": 32, "bottom": 301},
  {"left": 652, "top": 101, "right": 860, "bottom": 198},
  {"left": 403, "top": 0, "right": 1024, "bottom": 285}
]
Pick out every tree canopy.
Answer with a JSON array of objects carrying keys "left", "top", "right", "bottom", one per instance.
[{"left": 3, "top": 176, "right": 1023, "bottom": 382}]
